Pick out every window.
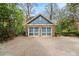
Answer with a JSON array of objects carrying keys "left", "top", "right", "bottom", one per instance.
[
  {"left": 29, "top": 27, "right": 39, "bottom": 36},
  {"left": 42, "top": 33, "right": 46, "bottom": 35},
  {"left": 34, "top": 33, "right": 38, "bottom": 35},
  {"left": 29, "top": 33, "right": 33, "bottom": 35},
  {"left": 34, "top": 27, "right": 39, "bottom": 36},
  {"left": 47, "top": 33, "right": 51, "bottom": 35},
  {"left": 28, "top": 27, "right": 52, "bottom": 36},
  {"left": 34, "top": 27, "right": 39, "bottom": 32},
  {"left": 29, "top": 27, "right": 33, "bottom": 32},
  {"left": 47, "top": 27, "right": 51, "bottom": 33},
  {"left": 42, "top": 27, "right": 46, "bottom": 33},
  {"left": 41, "top": 27, "right": 51, "bottom": 36},
  {"left": 42, "top": 27, "right": 47, "bottom": 35},
  {"left": 47, "top": 27, "right": 51, "bottom": 35},
  {"left": 29, "top": 27, "right": 34, "bottom": 35}
]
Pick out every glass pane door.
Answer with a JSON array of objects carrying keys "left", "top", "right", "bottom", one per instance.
[
  {"left": 47, "top": 27, "right": 51, "bottom": 36},
  {"left": 29, "top": 27, "right": 39, "bottom": 36},
  {"left": 41, "top": 27, "right": 52, "bottom": 36},
  {"left": 41, "top": 27, "right": 47, "bottom": 36},
  {"left": 33, "top": 27, "right": 39, "bottom": 36},
  {"left": 29, "top": 27, "right": 34, "bottom": 36}
]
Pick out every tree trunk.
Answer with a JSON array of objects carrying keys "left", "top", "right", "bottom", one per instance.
[{"left": 50, "top": 3, "right": 53, "bottom": 20}]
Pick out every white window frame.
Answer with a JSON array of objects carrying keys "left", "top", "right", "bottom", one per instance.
[
  {"left": 33, "top": 27, "right": 39, "bottom": 36},
  {"left": 41, "top": 27, "right": 52, "bottom": 36},
  {"left": 46, "top": 27, "right": 52, "bottom": 36},
  {"left": 28, "top": 27, "right": 52, "bottom": 37},
  {"left": 28, "top": 27, "right": 39, "bottom": 36}
]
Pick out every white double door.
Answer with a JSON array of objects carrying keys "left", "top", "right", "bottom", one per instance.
[{"left": 28, "top": 27, "right": 52, "bottom": 36}]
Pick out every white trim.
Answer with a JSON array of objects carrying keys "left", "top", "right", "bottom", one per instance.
[
  {"left": 28, "top": 24, "right": 53, "bottom": 25},
  {"left": 51, "top": 27, "right": 52, "bottom": 36},
  {"left": 28, "top": 28, "right": 29, "bottom": 36},
  {"left": 41, "top": 27, "right": 52, "bottom": 37},
  {"left": 33, "top": 27, "right": 39, "bottom": 36},
  {"left": 27, "top": 14, "right": 53, "bottom": 24},
  {"left": 28, "top": 27, "right": 52, "bottom": 37}
]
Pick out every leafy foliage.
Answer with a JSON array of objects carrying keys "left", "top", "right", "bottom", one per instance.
[
  {"left": 0, "top": 4, "right": 24, "bottom": 42},
  {"left": 56, "top": 16, "right": 78, "bottom": 36},
  {"left": 56, "top": 3, "right": 79, "bottom": 36},
  {"left": 13, "top": 9, "right": 24, "bottom": 35}
]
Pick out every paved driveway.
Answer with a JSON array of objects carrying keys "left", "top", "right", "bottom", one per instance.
[{"left": 0, "top": 36, "right": 79, "bottom": 56}]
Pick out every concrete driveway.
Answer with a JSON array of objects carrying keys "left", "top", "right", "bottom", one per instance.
[{"left": 0, "top": 36, "right": 79, "bottom": 56}]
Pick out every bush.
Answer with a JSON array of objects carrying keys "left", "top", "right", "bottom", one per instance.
[
  {"left": 0, "top": 4, "right": 24, "bottom": 43},
  {"left": 0, "top": 26, "right": 15, "bottom": 43},
  {"left": 59, "top": 31, "right": 79, "bottom": 36},
  {"left": 75, "top": 32, "right": 79, "bottom": 36},
  {"left": 61, "top": 32, "right": 70, "bottom": 36},
  {"left": 56, "top": 16, "right": 78, "bottom": 36}
]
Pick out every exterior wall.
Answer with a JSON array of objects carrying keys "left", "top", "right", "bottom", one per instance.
[
  {"left": 51, "top": 24, "right": 56, "bottom": 36},
  {"left": 26, "top": 24, "right": 28, "bottom": 36}
]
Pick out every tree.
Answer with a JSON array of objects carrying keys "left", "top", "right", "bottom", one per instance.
[
  {"left": 67, "top": 3, "right": 79, "bottom": 21},
  {"left": 56, "top": 16, "right": 77, "bottom": 36},
  {"left": 56, "top": 3, "right": 79, "bottom": 36},
  {"left": 0, "top": 3, "right": 24, "bottom": 42},
  {"left": 17, "top": 3, "right": 37, "bottom": 21},
  {"left": 17, "top": 3, "right": 38, "bottom": 35},
  {"left": 45, "top": 3, "right": 60, "bottom": 24},
  {"left": 13, "top": 8, "right": 24, "bottom": 35},
  {"left": 0, "top": 4, "right": 16, "bottom": 40}
]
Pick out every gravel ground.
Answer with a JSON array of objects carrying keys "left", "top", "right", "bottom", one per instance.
[{"left": 0, "top": 36, "right": 79, "bottom": 56}]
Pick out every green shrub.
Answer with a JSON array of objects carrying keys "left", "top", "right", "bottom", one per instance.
[
  {"left": 75, "top": 32, "right": 79, "bottom": 36},
  {"left": 61, "top": 32, "right": 70, "bottom": 36},
  {"left": 56, "top": 16, "right": 78, "bottom": 36},
  {"left": 0, "top": 25, "right": 15, "bottom": 43}
]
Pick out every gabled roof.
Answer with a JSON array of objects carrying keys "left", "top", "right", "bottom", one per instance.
[{"left": 27, "top": 14, "right": 53, "bottom": 24}]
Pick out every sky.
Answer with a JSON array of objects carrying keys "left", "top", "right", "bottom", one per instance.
[{"left": 33, "top": 3, "right": 66, "bottom": 15}]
